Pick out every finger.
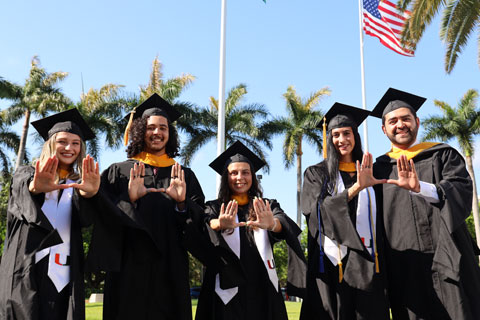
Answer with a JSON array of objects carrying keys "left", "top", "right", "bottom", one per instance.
[
  {"left": 54, "top": 183, "right": 71, "bottom": 190},
  {"left": 234, "top": 222, "right": 246, "bottom": 228},
  {"left": 226, "top": 201, "right": 234, "bottom": 216},
  {"left": 88, "top": 155, "right": 95, "bottom": 173},
  {"left": 35, "top": 160, "right": 40, "bottom": 173},
  {"left": 362, "top": 153, "right": 367, "bottom": 168},
  {"left": 66, "top": 183, "right": 81, "bottom": 189},
  {"left": 95, "top": 161, "right": 99, "bottom": 175},
  {"left": 220, "top": 203, "right": 225, "bottom": 216},
  {"left": 146, "top": 188, "right": 163, "bottom": 193},
  {"left": 410, "top": 159, "right": 418, "bottom": 177},
  {"left": 265, "top": 199, "right": 271, "bottom": 212},
  {"left": 232, "top": 201, "right": 238, "bottom": 216},
  {"left": 51, "top": 157, "right": 59, "bottom": 174},
  {"left": 397, "top": 158, "right": 403, "bottom": 172},
  {"left": 180, "top": 169, "right": 185, "bottom": 182},
  {"left": 141, "top": 162, "right": 146, "bottom": 177},
  {"left": 82, "top": 157, "right": 88, "bottom": 176},
  {"left": 171, "top": 164, "right": 176, "bottom": 179},
  {"left": 367, "top": 153, "right": 373, "bottom": 168},
  {"left": 246, "top": 221, "right": 261, "bottom": 228},
  {"left": 372, "top": 178, "right": 388, "bottom": 185},
  {"left": 386, "top": 179, "right": 400, "bottom": 186},
  {"left": 158, "top": 188, "right": 166, "bottom": 193},
  {"left": 43, "top": 157, "right": 53, "bottom": 173},
  {"left": 356, "top": 160, "right": 361, "bottom": 172},
  {"left": 130, "top": 167, "right": 134, "bottom": 181}
]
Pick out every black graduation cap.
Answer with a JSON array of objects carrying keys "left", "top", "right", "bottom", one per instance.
[
  {"left": 31, "top": 108, "right": 95, "bottom": 141},
  {"left": 124, "top": 93, "right": 182, "bottom": 123},
  {"left": 209, "top": 141, "right": 266, "bottom": 175},
  {"left": 370, "top": 88, "right": 426, "bottom": 119},
  {"left": 322, "top": 102, "right": 370, "bottom": 131}
]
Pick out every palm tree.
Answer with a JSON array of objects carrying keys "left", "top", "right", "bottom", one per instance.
[
  {"left": 179, "top": 83, "right": 274, "bottom": 172},
  {"left": 0, "top": 116, "right": 21, "bottom": 176},
  {"left": 75, "top": 84, "right": 133, "bottom": 160},
  {"left": 265, "top": 85, "right": 331, "bottom": 227},
  {"left": 139, "top": 56, "right": 195, "bottom": 103},
  {"left": 0, "top": 56, "right": 70, "bottom": 169},
  {"left": 397, "top": 0, "right": 480, "bottom": 73},
  {"left": 421, "top": 89, "right": 480, "bottom": 246}
]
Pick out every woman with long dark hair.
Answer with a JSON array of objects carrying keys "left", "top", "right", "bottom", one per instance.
[
  {"left": 195, "top": 141, "right": 306, "bottom": 320},
  {"left": 0, "top": 108, "right": 100, "bottom": 320},
  {"left": 300, "top": 103, "right": 389, "bottom": 319}
]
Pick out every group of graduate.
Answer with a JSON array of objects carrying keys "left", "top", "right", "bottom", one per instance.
[{"left": 0, "top": 87, "right": 479, "bottom": 320}]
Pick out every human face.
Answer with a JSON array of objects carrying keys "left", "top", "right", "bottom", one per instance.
[
  {"left": 144, "top": 115, "right": 169, "bottom": 155},
  {"left": 227, "top": 162, "right": 253, "bottom": 196},
  {"left": 55, "top": 132, "right": 82, "bottom": 170},
  {"left": 331, "top": 126, "right": 355, "bottom": 162},
  {"left": 382, "top": 107, "right": 419, "bottom": 149}
]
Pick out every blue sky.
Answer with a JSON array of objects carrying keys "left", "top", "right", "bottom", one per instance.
[{"left": 1, "top": 0, "right": 479, "bottom": 227}]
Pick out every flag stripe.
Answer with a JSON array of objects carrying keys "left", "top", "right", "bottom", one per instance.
[{"left": 362, "top": 0, "right": 414, "bottom": 56}]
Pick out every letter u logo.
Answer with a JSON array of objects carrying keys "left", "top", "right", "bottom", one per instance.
[{"left": 267, "top": 259, "right": 276, "bottom": 269}]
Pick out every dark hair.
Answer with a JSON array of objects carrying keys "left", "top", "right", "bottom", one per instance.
[
  {"left": 218, "top": 161, "right": 263, "bottom": 222},
  {"left": 126, "top": 116, "right": 180, "bottom": 158},
  {"left": 381, "top": 108, "right": 417, "bottom": 125},
  {"left": 325, "top": 126, "right": 363, "bottom": 191}
]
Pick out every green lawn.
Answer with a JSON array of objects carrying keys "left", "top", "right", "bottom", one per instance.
[{"left": 86, "top": 300, "right": 302, "bottom": 320}]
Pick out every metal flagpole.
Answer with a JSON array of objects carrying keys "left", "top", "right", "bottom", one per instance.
[
  {"left": 358, "top": 0, "right": 369, "bottom": 152},
  {"left": 217, "top": 0, "right": 227, "bottom": 191}
]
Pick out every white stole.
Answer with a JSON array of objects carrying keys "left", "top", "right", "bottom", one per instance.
[
  {"left": 35, "top": 181, "right": 74, "bottom": 292},
  {"left": 214, "top": 214, "right": 279, "bottom": 305},
  {"left": 323, "top": 172, "right": 376, "bottom": 266}
]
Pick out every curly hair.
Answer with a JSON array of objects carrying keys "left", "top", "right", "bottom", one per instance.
[
  {"left": 217, "top": 161, "right": 263, "bottom": 223},
  {"left": 126, "top": 116, "right": 180, "bottom": 158}
]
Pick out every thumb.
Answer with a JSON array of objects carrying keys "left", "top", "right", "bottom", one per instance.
[{"left": 386, "top": 179, "right": 399, "bottom": 185}]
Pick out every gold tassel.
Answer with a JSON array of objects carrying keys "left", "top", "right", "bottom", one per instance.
[
  {"left": 123, "top": 110, "right": 136, "bottom": 146},
  {"left": 322, "top": 117, "right": 327, "bottom": 159},
  {"left": 375, "top": 252, "right": 380, "bottom": 273},
  {"left": 337, "top": 244, "right": 343, "bottom": 283},
  {"left": 338, "top": 261, "right": 343, "bottom": 283}
]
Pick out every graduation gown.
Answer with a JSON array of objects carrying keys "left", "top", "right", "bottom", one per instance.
[
  {"left": 0, "top": 166, "right": 93, "bottom": 320},
  {"left": 300, "top": 162, "right": 389, "bottom": 320},
  {"left": 195, "top": 198, "right": 305, "bottom": 320},
  {"left": 87, "top": 160, "right": 221, "bottom": 320},
  {"left": 374, "top": 143, "right": 480, "bottom": 320}
]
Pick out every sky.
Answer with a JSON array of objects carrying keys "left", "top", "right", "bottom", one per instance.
[{"left": 1, "top": 0, "right": 479, "bottom": 227}]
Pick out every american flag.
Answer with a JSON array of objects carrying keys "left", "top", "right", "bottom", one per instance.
[{"left": 363, "top": 0, "right": 414, "bottom": 56}]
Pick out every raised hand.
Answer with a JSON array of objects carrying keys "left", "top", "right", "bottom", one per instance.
[
  {"left": 160, "top": 162, "right": 186, "bottom": 204},
  {"left": 67, "top": 155, "right": 100, "bottom": 198},
  {"left": 387, "top": 155, "right": 420, "bottom": 192},
  {"left": 128, "top": 162, "right": 162, "bottom": 203},
  {"left": 29, "top": 156, "right": 70, "bottom": 194},
  {"left": 247, "top": 197, "right": 279, "bottom": 232},
  {"left": 357, "top": 152, "right": 387, "bottom": 189},
  {"left": 216, "top": 200, "right": 245, "bottom": 230}
]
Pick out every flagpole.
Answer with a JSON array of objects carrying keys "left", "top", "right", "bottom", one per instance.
[
  {"left": 217, "top": 0, "right": 227, "bottom": 191},
  {"left": 358, "top": 0, "right": 369, "bottom": 152}
]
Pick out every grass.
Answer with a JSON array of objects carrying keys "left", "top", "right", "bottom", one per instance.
[{"left": 86, "top": 300, "right": 302, "bottom": 320}]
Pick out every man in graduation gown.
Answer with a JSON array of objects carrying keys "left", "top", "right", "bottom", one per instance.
[
  {"left": 371, "top": 88, "right": 480, "bottom": 320},
  {"left": 87, "top": 93, "right": 224, "bottom": 320}
]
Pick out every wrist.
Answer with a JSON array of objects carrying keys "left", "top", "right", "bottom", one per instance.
[{"left": 269, "top": 218, "right": 277, "bottom": 232}]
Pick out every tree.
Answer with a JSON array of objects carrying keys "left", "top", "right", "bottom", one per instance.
[
  {"left": 421, "top": 89, "right": 480, "bottom": 246},
  {"left": 74, "top": 84, "right": 133, "bottom": 160},
  {"left": 397, "top": 0, "right": 480, "bottom": 73},
  {"left": 0, "top": 115, "right": 22, "bottom": 176},
  {"left": 179, "top": 83, "right": 274, "bottom": 172},
  {"left": 139, "top": 55, "right": 195, "bottom": 103},
  {"left": 265, "top": 85, "right": 330, "bottom": 227},
  {"left": 0, "top": 56, "right": 70, "bottom": 169}
]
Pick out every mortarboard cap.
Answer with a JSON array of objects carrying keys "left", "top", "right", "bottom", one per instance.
[
  {"left": 123, "top": 93, "right": 182, "bottom": 145},
  {"left": 209, "top": 141, "right": 266, "bottom": 175},
  {"left": 31, "top": 108, "right": 95, "bottom": 141},
  {"left": 370, "top": 88, "right": 426, "bottom": 119},
  {"left": 322, "top": 103, "right": 370, "bottom": 131}
]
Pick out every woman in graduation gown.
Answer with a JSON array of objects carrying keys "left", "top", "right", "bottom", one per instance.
[
  {"left": 0, "top": 109, "right": 100, "bottom": 320},
  {"left": 300, "top": 103, "right": 389, "bottom": 320},
  {"left": 195, "top": 141, "right": 306, "bottom": 320}
]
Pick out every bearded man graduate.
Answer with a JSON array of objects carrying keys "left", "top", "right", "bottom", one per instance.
[
  {"left": 372, "top": 88, "right": 480, "bottom": 320},
  {"left": 88, "top": 93, "right": 222, "bottom": 320}
]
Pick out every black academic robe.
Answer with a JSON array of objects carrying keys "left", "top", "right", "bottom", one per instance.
[
  {"left": 195, "top": 198, "right": 305, "bottom": 320},
  {"left": 300, "top": 162, "right": 389, "bottom": 320},
  {"left": 0, "top": 166, "right": 92, "bottom": 320},
  {"left": 374, "top": 143, "right": 480, "bottom": 320},
  {"left": 87, "top": 160, "right": 221, "bottom": 320}
]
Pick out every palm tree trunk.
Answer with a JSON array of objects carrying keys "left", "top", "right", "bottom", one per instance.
[
  {"left": 296, "top": 140, "right": 303, "bottom": 228},
  {"left": 466, "top": 156, "right": 480, "bottom": 247},
  {"left": 14, "top": 109, "right": 30, "bottom": 170}
]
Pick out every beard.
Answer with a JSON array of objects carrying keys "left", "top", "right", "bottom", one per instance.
[{"left": 387, "top": 125, "right": 418, "bottom": 147}]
